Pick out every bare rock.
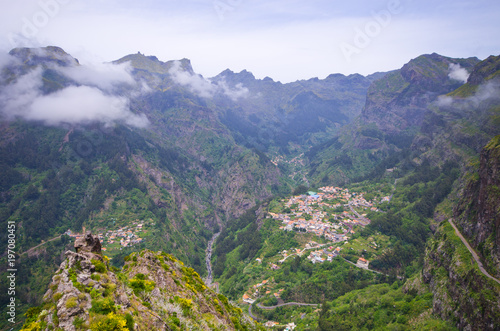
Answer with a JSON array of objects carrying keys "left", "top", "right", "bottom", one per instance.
[{"left": 74, "top": 231, "right": 102, "bottom": 254}]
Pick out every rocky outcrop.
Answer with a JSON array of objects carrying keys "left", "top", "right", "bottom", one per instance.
[
  {"left": 21, "top": 234, "right": 263, "bottom": 331},
  {"left": 74, "top": 232, "right": 102, "bottom": 255},
  {"left": 454, "top": 136, "right": 500, "bottom": 277}
]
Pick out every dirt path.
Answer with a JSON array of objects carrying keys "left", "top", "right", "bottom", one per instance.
[
  {"left": 448, "top": 219, "right": 500, "bottom": 286},
  {"left": 256, "top": 302, "right": 318, "bottom": 310},
  {"left": 19, "top": 235, "right": 63, "bottom": 256}
]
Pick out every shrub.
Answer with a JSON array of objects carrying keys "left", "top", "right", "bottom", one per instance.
[
  {"left": 53, "top": 293, "right": 63, "bottom": 302},
  {"left": 103, "top": 283, "right": 117, "bottom": 297},
  {"left": 129, "top": 274, "right": 155, "bottom": 295},
  {"left": 66, "top": 297, "right": 78, "bottom": 309},
  {"left": 90, "top": 298, "right": 116, "bottom": 315},
  {"left": 92, "top": 259, "right": 107, "bottom": 273},
  {"left": 90, "top": 313, "right": 128, "bottom": 331},
  {"left": 125, "top": 313, "right": 134, "bottom": 331},
  {"left": 24, "top": 306, "right": 42, "bottom": 324},
  {"left": 73, "top": 316, "right": 86, "bottom": 329}
]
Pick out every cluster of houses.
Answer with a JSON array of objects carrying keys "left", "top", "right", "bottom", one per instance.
[
  {"left": 307, "top": 245, "right": 342, "bottom": 264},
  {"left": 263, "top": 321, "right": 296, "bottom": 330},
  {"left": 242, "top": 279, "right": 286, "bottom": 305},
  {"left": 270, "top": 153, "right": 305, "bottom": 168},
  {"left": 277, "top": 241, "right": 326, "bottom": 263},
  {"left": 270, "top": 186, "right": 380, "bottom": 243},
  {"left": 263, "top": 322, "right": 296, "bottom": 330},
  {"left": 66, "top": 221, "right": 148, "bottom": 251},
  {"left": 102, "top": 222, "right": 146, "bottom": 248}
]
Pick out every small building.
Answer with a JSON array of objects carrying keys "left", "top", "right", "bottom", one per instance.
[
  {"left": 264, "top": 321, "right": 279, "bottom": 327},
  {"left": 356, "top": 257, "right": 369, "bottom": 269},
  {"left": 242, "top": 294, "right": 255, "bottom": 304}
]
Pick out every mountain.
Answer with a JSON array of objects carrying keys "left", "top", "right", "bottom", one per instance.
[
  {"left": 210, "top": 67, "right": 378, "bottom": 153},
  {"left": 21, "top": 233, "right": 262, "bottom": 331},
  {"left": 0, "top": 45, "right": 374, "bottom": 327},
  {"left": 306, "top": 53, "right": 491, "bottom": 185},
  {"left": 1, "top": 46, "right": 499, "bottom": 330}
]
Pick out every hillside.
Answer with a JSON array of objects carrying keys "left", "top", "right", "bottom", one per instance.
[
  {"left": 307, "top": 53, "right": 484, "bottom": 185},
  {"left": 20, "top": 233, "right": 262, "bottom": 331}
]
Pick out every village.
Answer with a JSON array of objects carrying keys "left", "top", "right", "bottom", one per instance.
[
  {"left": 269, "top": 186, "right": 386, "bottom": 244},
  {"left": 65, "top": 220, "right": 153, "bottom": 252}
]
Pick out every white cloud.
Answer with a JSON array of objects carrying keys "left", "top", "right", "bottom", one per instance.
[
  {"left": 437, "top": 80, "right": 500, "bottom": 108},
  {"left": 448, "top": 63, "right": 469, "bottom": 83},
  {"left": 28, "top": 85, "right": 149, "bottom": 127},
  {"left": 57, "top": 61, "right": 135, "bottom": 92},
  {"left": 1, "top": 0, "right": 500, "bottom": 82},
  {"left": 0, "top": 52, "right": 19, "bottom": 70},
  {"left": 168, "top": 60, "right": 249, "bottom": 100},
  {"left": 168, "top": 60, "right": 216, "bottom": 98},
  {"left": 217, "top": 80, "right": 249, "bottom": 101},
  {"left": 0, "top": 64, "right": 149, "bottom": 128},
  {"left": 0, "top": 67, "right": 43, "bottom": 113}
]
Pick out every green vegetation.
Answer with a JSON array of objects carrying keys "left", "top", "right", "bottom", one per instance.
[{"left": 317, "top": 282, "right": 457, "bottom": 330}]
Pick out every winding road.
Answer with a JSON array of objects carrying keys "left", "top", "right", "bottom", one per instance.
[
  {"left": 448, "top": 219, "right": 500, "bottom": 285},
  {"left": 256, "top": 302, "right": 318, "bottom": 310},
  {"left": 248, "top": 301, "right": 318, "bottom": 322}
]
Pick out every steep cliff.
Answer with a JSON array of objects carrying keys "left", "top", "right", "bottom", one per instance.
[
  {"left": 21, "top": 233, "right": 262, "bottom": 331},
  {"left": 421, "top": 136, "right": 500, "bottom": 330},
  {"left": 453, "top": 136, "right": 500, "bottom": 278}
]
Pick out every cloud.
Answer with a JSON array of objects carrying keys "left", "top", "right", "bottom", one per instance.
[
  {"left": 437, "top": 79, "right": 500, "bottom": 107},
  {"left": 437, "top": 95, "right": 453, "bottom": 107},
  {"left": 0, "top": 64, "right": 149, "bottom": 128},
  {"left": 168, "top": 60, "right": 249, "bottom": 100},
  {"left": 168, "top": 60, "right": 215, "bottom": 98},
  {"left": 57, "top": 61, "right": 135, "bottom": 92},
  {"left": 217, "top": 80, "right": 249, "bottom": 101},
  {"left": 28, "top": 85, "right": 149, "bottom": 127},
  {"left": 448, "top": 63, "right": 470, "bottom": 83},
  {"left": 0, "top": 52, "right": 19, "bottom": 70}
]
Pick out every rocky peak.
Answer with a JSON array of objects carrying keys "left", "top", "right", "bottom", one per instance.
[
  {"left": 9, "top": 46, "right": 79, "bottom": 68},
  {"left": 74, "top": 232, "right": 102, "bottom": 255},
  {"left": 114, "top": 53, "right": 194, "bottom": 76},
  {"left": 466, "top": 55, "right": 500, "bottom": 85},
  {"left": 21, "top": 243, "right": 262, "bottom": 331}
]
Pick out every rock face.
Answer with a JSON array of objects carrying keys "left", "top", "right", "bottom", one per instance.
[
  {"left": 21, "top": 234, "right": 262, "bottom": 331},
  {"left": 421, "top": 137, "right": 500, "bottom": 331},
  {"left": 74, "top": 232, "right": 102, "bottom": 254},
  {"left": 453, "top": 136, "right": 500, "bottom": 276}
]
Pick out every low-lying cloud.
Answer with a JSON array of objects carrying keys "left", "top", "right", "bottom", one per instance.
[
  {"left": 168, "top": 60, "right": 249, "bottom": 101},
  {"left": 448, "top": 63, "right": 470, "bottom": 83},
  {"left": 437, "top": 79, "right": 500, "bottom": 108},
  {"left": 0, "top": 58, "right": 149, "bottom": 128},
  {"left": 57, "top": 61, "right": 135, "bottom": 92},
  {"left": 168, "top": 60, "right": 215, "bottom": 98},
  {"left": 28, "top": 85, "right": 149, "bottom": 127}
]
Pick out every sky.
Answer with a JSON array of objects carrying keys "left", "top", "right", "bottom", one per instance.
[{"left": 0, "top": 0, "right": 499, "bottom": 83}]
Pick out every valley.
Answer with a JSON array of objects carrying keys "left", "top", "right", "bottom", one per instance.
[{"left": 0, "top": 47, "right": 498, "bottom": 330}]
